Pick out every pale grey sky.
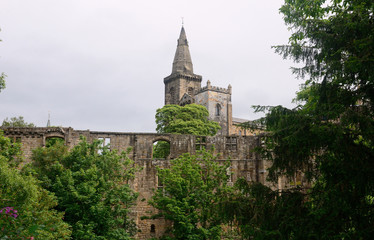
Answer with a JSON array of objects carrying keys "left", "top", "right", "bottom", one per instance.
[{"left": 0, "top": 0, "right": 302, "bottom": 132}]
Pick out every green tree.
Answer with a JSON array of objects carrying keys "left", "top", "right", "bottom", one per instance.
[
  {"left": 152, "top": 141, "right": 170, "bottom": 159},
  {"left": 45, "top": 137, "right": 65, "bottom": 148},
  {"left": 2, "top": 116, "right": 36, "bottom": 127},
  {"left": 31, "top": 137, "right": 138, "bottom": 240},
  {"left": 149, "top": 150, "right": 231, "bottom": 240},
  {"left": 222, "top": 178, "right": 312, "bottom": 240},
  {"left": 154, "top": 104, "right": 220, "bottom": 158},
  {"left": 0, "top": 131, "right": 71, "bottom": 239},
  {"left": 234, "top": 0, "right": 374, "bottom": 239},
  {"left": 155, "top": 104, "right": 220, "bottom": 136},
  {"left": 0, "top": 72, "right": 5, "bottom": 93},
  {"left": 0, "top": 130, "right": 22, "bottom": 167}
]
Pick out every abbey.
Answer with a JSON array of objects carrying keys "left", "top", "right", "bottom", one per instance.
[
  {"left": 0, "top": 27, "right": 273, "bottom": 239},
  {"left": 164, "top": 26, "right": 248, "bottom": 136}
]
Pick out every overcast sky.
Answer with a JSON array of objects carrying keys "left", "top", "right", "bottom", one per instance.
[{"left": 0, "top": 0, "right": 303, "bottom": 132}]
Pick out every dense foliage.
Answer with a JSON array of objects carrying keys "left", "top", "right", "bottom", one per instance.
[
  {"left": 30, "top": 138, "right": 138, "bottom": 240},
  {"left": 155, "top": 104, "right": 220, "bottom": 136},
  {"left": 149, "top": 150, "right": 231, "bottom": 240},
  {"left": 0, "top": 131, "right": 71, "bottom": 239},
  {"left": 154, "top": 104, "right": 220, "bottom": 159},
  {"left": 235, "top": 0, "right": 374, "bottom": 239},
  {"left": 223, "top": 179, "right": 311, "bottom": 239},
  {"left": 152, "top": 141, "right": 171, "bottom": 159},
  {"left": 2, "top": 116, "right": 36, "bottom": 128}
]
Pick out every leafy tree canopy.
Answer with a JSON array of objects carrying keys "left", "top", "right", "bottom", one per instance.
[
  {"left": 0, "top": 130, "right": 22, "bottom": 167},
  {"left": 0, "top": 131, "right": 71, "bottom": 239},
  {"left": 2, "top": 116, "right": 36, "bottom": 128},
  {"left": 152, "top": 141, "right": 170, "bottom": 159},
  {"left": 149, "top": 150, "right": 231, "bottom": 240},
  {"left": 155, "top": 104, "right": 220, "bottom": 136},
  {"left": 30, "top": 137, "right": 138, "bottom": 240}
]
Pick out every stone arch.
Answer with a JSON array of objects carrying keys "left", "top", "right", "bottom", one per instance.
[
  {"left": 152, "top": 137, "right": 171, "bottom": 160},
  {"left": 43, "top": 131, "right": 66, "bottom": 147},
  {"left": 44, "top": 135, "right": 65, "bottom": 147}
]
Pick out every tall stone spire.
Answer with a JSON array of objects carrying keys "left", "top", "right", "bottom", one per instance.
[
  {"left": 46, "top": 111, "right": 51, "bottom": 127},
  {"left": 172, "top": 26, "right": 194, "bottom": 74},
  {"left": 164, "top": 26, "right": 202, "bottom": 105}
]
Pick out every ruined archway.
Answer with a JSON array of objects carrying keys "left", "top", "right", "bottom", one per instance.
[
  {"left": 45, "top": 136, "right": 65, "bottom": 147},
  {"left": 152, "top": 139, "right": 170, "bottom": 160},
  {"left": 44, "top": 128, "right": 66, "bottom": 147}
]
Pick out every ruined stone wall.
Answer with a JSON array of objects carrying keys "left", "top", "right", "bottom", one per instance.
[{"left": 1, "top": 127, "right": 267, "bottom": 239}]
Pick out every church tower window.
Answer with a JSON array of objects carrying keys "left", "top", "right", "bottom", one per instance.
[
  {"left": 215, "top": 104, "right": 221, "bottom": 116},
  {"left": 188, "top": 87, "right": 194, "bottom": 96}
]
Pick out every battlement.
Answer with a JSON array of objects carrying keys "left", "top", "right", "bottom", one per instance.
[{"left": 197, "top": 80, "right": 232, "bottom": 94}]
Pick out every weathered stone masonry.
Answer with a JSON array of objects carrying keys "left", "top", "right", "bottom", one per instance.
[{"left": 2, "top": 127, "right": 271, "bottom": 239}]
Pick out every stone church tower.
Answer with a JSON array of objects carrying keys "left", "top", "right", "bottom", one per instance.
[
  {"left": 164, "top": 26, "right": 247, "bottom": 136},
  {"left": 164, "top": 27, "right": 202, "bottom": 105}
]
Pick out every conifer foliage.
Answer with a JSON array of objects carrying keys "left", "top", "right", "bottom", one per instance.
[{"left": 235, "top": 0, "right": 374, "bottom": 239}]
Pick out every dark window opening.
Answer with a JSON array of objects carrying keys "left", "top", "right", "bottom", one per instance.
[
  {"left": 196, "top": 136, "right": 207, "bottom": 151},
  {"left": 151, "top": 224, "right": 156, "bottom": 233},
  {"left": 10, "top": 137, "right": 22, "bottom": 144},
  {"left": 157, "top": 175, "right": 164, "bottom": 190},
  {"left": 215, "top": 104, "right": 221, "bottom": 116}
]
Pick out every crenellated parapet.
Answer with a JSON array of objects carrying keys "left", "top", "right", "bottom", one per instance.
[{"left": 198, "top": 80, "right": 232, "bottom": 95}]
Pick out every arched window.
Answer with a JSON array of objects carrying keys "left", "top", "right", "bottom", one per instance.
[
  {"left": 215, "top": 104, "right": 221, "bottom": 116},
  {"left": 45, "top": 136, "right": 64, "bottom": 148},
  {"left": 150, "top": 224, "right": 156, "bottom": 233},
  {"left": 152, "top": 140, "right": 170, "bottom": 159}
]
